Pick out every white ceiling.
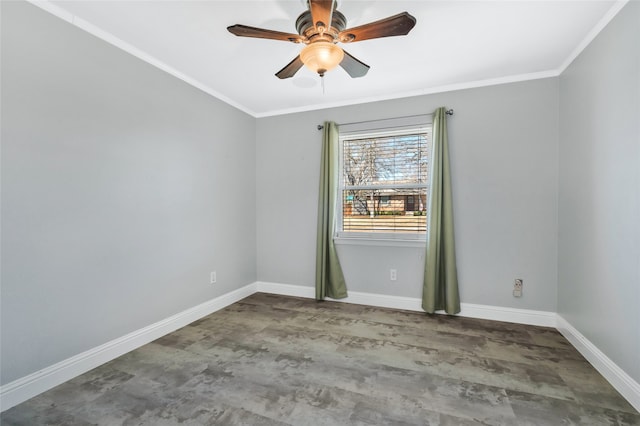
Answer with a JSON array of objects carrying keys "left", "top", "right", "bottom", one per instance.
[{"left": 38, "top": 0, "right": 624, "bottom": 117}]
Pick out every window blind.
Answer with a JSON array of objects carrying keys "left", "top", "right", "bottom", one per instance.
[{"left": 340, "top": 129, "right": 431, "bottom": 235}]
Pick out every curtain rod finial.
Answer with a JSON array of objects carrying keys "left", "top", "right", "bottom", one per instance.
[
  {"left": 317, "top": 124, "right": 324, "bottom": 130},
  {"left": 445, "top": 109, "right": 454, "bottom": 116}
]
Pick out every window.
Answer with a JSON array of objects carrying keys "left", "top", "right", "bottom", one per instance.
[{"left": 338, "top": 124, "right": 431, "bottom": 241}]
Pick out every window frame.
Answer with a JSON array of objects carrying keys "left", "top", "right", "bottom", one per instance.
[{"left": 335, "top": 123, "right": 432, "bottom": 245}]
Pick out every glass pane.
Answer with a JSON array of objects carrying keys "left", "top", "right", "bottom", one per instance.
[
  {"left": 343, "top": 132, "right": 430, "bottom": 187},
  {"left": 341, "top": 188, "right": 427, "bottom": 234}
]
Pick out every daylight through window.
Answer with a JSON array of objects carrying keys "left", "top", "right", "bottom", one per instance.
[{"left": 338, "top": 126, "right": 431, "bottom": 239}]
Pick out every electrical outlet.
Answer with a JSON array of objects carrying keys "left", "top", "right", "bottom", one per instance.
[
  {"left": 513, "top": 278, "right": 523, "bottom": 297},
  {"left": 210, "top": 271, "right": 217, "bottom": 284},
  {"left": 390, "top": 269, "right": 397, "bottom": 281}
]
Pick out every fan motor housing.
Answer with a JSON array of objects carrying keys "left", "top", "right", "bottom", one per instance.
[{"left": 296, "top": 10, "right": 347, "bottom": 42}]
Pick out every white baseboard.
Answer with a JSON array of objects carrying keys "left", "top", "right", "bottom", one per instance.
[
  {"left": 556, "top": 315, "right": 640, "bottom": 412},
  {"left": 0, "top": 282, "right": 257, "bottom": 412},
  {"left": 257, "top": 281, "right": 316, "bottom": 299},
  {"left": 256, "top": 281, "right": 557, "bottom": 327},
  {"left": 458, "top": 303, "right": 557, "bottom": 327}
]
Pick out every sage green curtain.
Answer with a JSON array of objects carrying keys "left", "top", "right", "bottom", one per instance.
[
  {"left": 315, "top": 122, "right": 348, "bottom": 300},
  {"left": 422, "top": 107, "right": 460, "bottom": 314}
]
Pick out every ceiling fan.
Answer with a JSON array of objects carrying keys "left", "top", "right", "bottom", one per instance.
[{"left": 227, "top": 0, "right": 416, "bottom": 79}]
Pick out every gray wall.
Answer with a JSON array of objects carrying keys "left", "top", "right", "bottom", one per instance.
[
  {"left": 558, "top": 1, "right": 640, "bottom": 383},
  {"left": 1, "top": 2, "right": 256, "bottom": 384},
  {"left": 256, "top": 78, "right": 559, "bottom": 312}
]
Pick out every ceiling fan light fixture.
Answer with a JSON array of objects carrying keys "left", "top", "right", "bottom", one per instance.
[{"left": 300, "top": 41, "right": 344, "bottom": 76}]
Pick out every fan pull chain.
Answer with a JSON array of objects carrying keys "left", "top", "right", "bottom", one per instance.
[{"left": 321, "top": 75, "right": 325, "bottom": 95}]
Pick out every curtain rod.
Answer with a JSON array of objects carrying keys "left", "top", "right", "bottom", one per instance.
[{"left": 317, "top": 109, "right": 454, "bottom": 130}]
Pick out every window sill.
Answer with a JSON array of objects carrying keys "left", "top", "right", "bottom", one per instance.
[{"left": 334, "top": 237, "right": 426, "bottom": 248}]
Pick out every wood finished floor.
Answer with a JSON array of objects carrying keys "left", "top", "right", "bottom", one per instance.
[{"left": 2, "top": 293, "right": 639, "bottom": 425}]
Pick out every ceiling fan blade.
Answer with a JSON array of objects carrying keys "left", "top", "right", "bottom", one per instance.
[
  {"left": 227, "top": 24, "right": 302, "bottom": 43},
  {"left": 309, "top": 0, "right": 335, "bottom": 31},
  {"left": 340, "top": 50, "right": 370, "bottom": 78},
  {"left": 338, "top": 12, "right": 416, "bottom": 43},
  {"left": 275, "top": 55, "right": 304, "bottom": 79}
]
